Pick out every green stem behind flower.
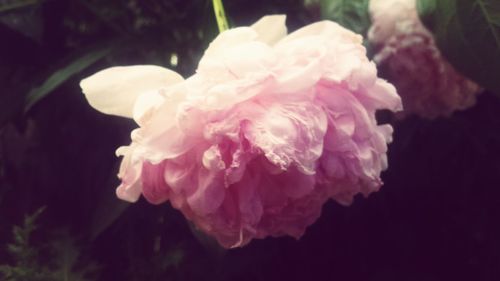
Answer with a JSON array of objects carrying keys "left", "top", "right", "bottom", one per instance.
[{"left": 212, "top": 0, "right": 229, "bottom": 32}]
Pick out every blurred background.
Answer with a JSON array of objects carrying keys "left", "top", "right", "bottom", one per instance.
[{"left": 1, "top": 0, "right": 500, "bottom": 280}]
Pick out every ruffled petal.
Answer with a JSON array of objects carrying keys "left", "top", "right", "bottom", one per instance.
[
  {"left": 115, "top": 144, "right": 143, "bottom": 202},
  {"left": 244, "top": 101, "right": 327, "bottom": 175},
  {"left": 187, "top": 167, "right": 225, "bottom": 215},
  {"left": 141, "top": 161, "right": 170, "bottom": 204}
]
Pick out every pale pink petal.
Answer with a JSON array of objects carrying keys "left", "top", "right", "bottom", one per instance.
[
  {"left": 187, "top": 167, "right": 225, "bottom": 215},
  {"left": 244, "top": 101, "right": 327, "bottom": 175},
  {"left": 115, "top": 145, "right": 143, "bottom": 202},
  {"left": 141, "top": 161, "right": 170, "bottom": 204},
  {"left": 132, "top": 87, "right": 197, "bottom": 162},
  {"left": 368, "top": 0, "right": 481, "bottom": 119},
  {"left": 272, "top": 38, "right": 326, "bottom": 93},
  {"left": 368, "top": 0, "right": 417, "bottom": 44}
]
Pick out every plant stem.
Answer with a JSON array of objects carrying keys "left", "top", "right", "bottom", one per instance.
[{"left": 212, "top": 0, "right": 229, "bottom": 32}]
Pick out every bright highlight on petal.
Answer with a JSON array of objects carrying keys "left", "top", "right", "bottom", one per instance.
[
  {"left": 250, "top": 15, "right": 287, "bottom": 46},
  {"left": 80, "top": 65, "right": 183, "bottom": 118}
]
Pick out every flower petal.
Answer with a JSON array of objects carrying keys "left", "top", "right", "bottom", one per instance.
[
  {"left": 201, "top": 27, "right": 258, "bottom": 61},
  {"left": 115, "top": 145, "right": 143, "bottom": 202},
  {"left": 141, "top": 161, "right": 170, "bottom": 205},
  {"left": 133, "top": 90, "right": 166, "bottom": 125},
  {"left": 278, "top": 20, "right": 362, "bottom": 47},
  {"left": 368, "top": 0, "right": 418, "bottom": 44},
  {"left": 244, "top": 101, "right": 327, "bottom": 175},
  {"left": 250, "top": 15, "right": 287, "bottom": 46},
  {"left": 80, "top": 65, "right": 183, "bottom": 118}
]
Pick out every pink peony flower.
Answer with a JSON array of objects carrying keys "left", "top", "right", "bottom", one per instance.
[
  {"left": 368, "top": 0, "right": 481, "bottom": 119},
  {"left": 81, "top": 15, "right": 402, "bottom": 248}
]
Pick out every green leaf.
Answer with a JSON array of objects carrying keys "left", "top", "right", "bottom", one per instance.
[
  {"left": 52, "top": 236, "right": 79, "bottom": 281},
  {"left": 416, "top": 0, "right": 437, "bottom": 30},
  {"left": 319, "top": 0, "right": 371, "bottom": 35},
  {"left": 24, "top": 206, "right": 45, "bottom": 227},
  {"left": 24, "top": 47, "right": 112, "bottom": 112},
  {"left": 163, "top": 248, "right": 184, "bottom": 269},
  {"left": 417, "top": 0, "right": 500, "bottom": 95},
  {"left": 187, "top": 221, "right": 226, "bottom": 257},
  {"left": 89, "top": 161, "right": 131, "bottom": 240},
  {"left": 50, "top": 231, "right": 99, "bottom": 281},
  {"left": 0, "top": 1, "right": 43, "bottom": 42},
  {"left": 89, "top": 199, "right": 129, "bottom": 240},
  {"left": 0, "top": 0, "right": 39, "bottom": 14}
]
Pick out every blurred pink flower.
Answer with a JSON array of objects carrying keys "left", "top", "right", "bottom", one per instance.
[
  {"left": 81, "top": 15, "right": 401, "bottom": 248},
  {"left": 368, "top": 0, "right": 481, "bottom": 119}
]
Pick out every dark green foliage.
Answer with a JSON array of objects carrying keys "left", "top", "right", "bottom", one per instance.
[
  {"left": 0, "top": 207, "right": 50, "bottom": 281},
  {"left": 0, "top": 0, "right": 39, "bottom": 14},
  {"left": 0, "top": 207, "right": 100, "bottom": 281},
  {"left": 319, "top": 0, "right": 371, "bottom": 35},
  {"left": 48, "top": 232, "right": 100, "bottom": 281},
  {"left": 417, "top": 0, "right": 500, "bottom": 95},
  {"left": 1, "top": 1, "right": 500, "bottom": 281},
  {"left": 24, "top": 46, "right": 112, "bottom": 112}
]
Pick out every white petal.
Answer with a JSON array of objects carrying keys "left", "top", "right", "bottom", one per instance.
[
  {"left": 201, "top": 14, "right": 287, "bottom": 62},
  {"left": 132, "top": 91, "right": 166, "bottom": 125},
  {"left": 250, "top": 15, "right": 287, "bottom": 46},
  {"left": 80, "top": 65, "right": 183, "bottom": 118},
  {"left": 202, "top": 27, "right": 258, "bottom": 60},
  {"left": 278, "top": 20, "right": 362, "bottom": 47}
]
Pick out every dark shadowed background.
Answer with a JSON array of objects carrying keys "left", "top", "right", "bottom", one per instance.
[{"left": 1, "top": 0, "right": 499, "bottom": 280}]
